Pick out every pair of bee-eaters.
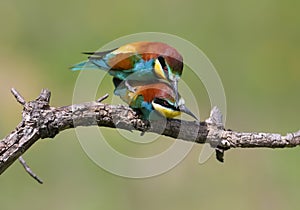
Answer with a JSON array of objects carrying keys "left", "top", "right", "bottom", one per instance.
[{"left": 71, "top": 41, "right": 198, "bottom": 120}]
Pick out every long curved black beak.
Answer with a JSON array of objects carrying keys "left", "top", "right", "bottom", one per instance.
[{"left": 179, "top": 105, "right": 198, "bottom": 120}]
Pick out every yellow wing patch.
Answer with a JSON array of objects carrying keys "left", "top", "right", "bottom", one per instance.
[{"left": 113, "top": 45, "right": 137, "bottom": 54}]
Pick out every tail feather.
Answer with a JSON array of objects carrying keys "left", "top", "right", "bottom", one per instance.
[
  {"left": 82, "top": 48, "right": 116, "bottom": 57},
  {"left": 70, "top": 59, "right": 111, "bottom": 71},
  {"left": 70, "top": 60, "right": 101, "bottom": 71},
  {"left": 82, "top": 52, "right": 95, "bottom": 55},
  {"left": 71, "top": 48, "right": 116, "bottom": 71}
]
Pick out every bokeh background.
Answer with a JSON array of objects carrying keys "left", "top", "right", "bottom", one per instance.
[{"left": 0, "top": 0, "right": 299, "bottom": 210}]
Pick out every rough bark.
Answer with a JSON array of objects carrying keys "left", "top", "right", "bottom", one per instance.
[{"left": 0, "top": 89, "right": 299, "bottom": 177}]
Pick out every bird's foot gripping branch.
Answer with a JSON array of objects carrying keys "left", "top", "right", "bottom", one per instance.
[{"left": 0, "top": 89, "right": 299, "bottom": 183}]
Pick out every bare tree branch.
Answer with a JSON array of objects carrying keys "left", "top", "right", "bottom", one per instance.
[
  {"left": 0, "top": 89, "right": 299, "bottom": 179},
  {"left": 18, "top": 156, "right": 43, "bottom": 184}
]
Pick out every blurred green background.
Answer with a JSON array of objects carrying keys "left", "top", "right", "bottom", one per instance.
[{"left": 0, "top": 0, "right": 299, "bottom": 209}]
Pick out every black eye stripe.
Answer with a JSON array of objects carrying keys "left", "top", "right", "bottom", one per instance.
[
  {"left": 153, "top": 98, "right": 178, "bottom": 110},
  {"left": 157, "top": 56, "right": 167, "bottom": 69}
]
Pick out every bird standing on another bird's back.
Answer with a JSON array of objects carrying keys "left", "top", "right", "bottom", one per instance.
[{"left": 71, "top": 41, "right": 184, "bottom": 104}]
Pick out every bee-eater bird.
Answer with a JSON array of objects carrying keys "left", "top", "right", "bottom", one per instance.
[
  {"left": 71, "top": 41, "right": 183, "bottom": 104},
  {"left": 113, "top": 78, "right": 198, "bottom": 120}
]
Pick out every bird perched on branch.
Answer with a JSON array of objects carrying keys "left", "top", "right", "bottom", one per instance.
[
  {"left": 71, "top": 41, "right": 183, "bottom": 103},
  {"left": 113, "top": 78, "right": 197, "bottom": 120}
]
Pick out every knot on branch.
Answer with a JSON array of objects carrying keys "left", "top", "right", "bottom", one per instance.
[
  {"left": 12, "top": 88, "right": 58, "bottom": 139},
  {"left": 205, "top": 106, "right": 230, "bottom": 162}
]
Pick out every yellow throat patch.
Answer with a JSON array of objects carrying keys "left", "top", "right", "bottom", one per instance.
[{"left": 152, "top": 102, "right": 180, "bottom": 118}]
